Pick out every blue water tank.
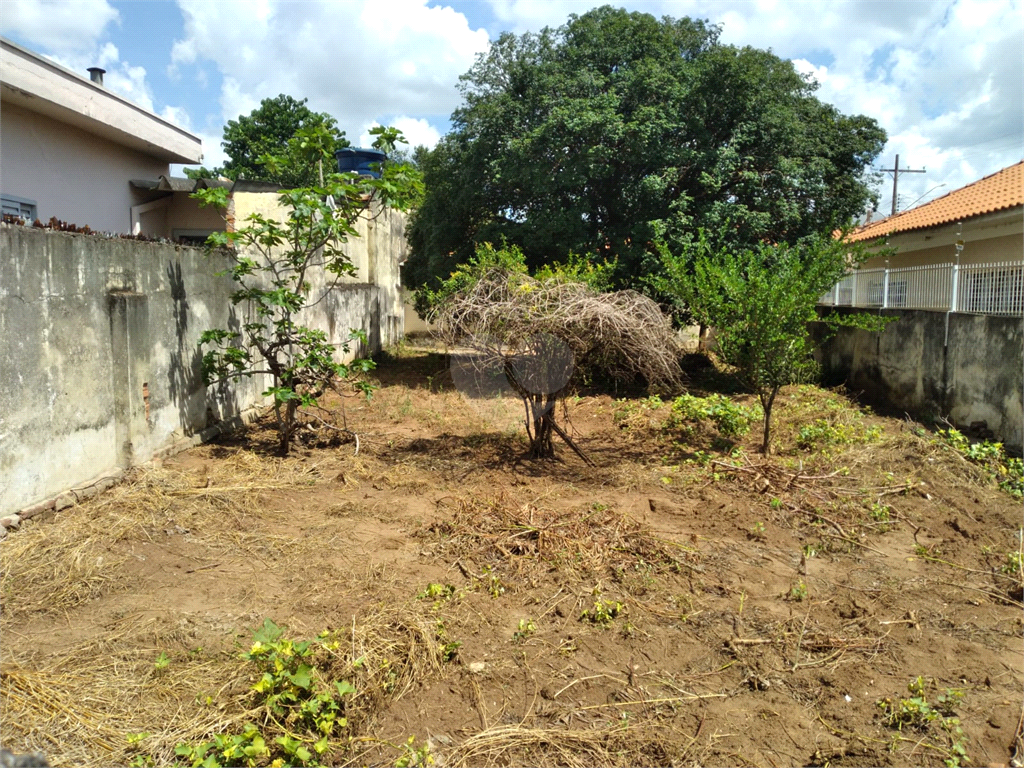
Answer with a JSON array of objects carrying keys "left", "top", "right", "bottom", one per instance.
[{"left": 335, "top": 147, "right": 386, "bottom": 178}]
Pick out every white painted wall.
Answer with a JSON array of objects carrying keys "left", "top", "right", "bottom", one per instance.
[
  {"left": 1, "top": 101, "right": 170, "bottom": 233},
  {"left": 1, "top": 38, "right": 201, "bottom": 164}
]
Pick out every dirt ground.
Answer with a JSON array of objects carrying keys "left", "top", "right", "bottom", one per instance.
[{"left": 2, "top": 342, "right": 1022, "bottom": 768}]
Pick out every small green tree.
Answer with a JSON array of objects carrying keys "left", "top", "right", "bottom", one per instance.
[
  {"left": 194, "top": 125, "right": 421, "bottom": 454},
  {"left": 660, "top": 231, "right": 888, "bottom": 454}
]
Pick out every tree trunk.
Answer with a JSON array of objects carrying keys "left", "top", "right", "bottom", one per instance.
[
  {"left": 279, "top": 398, "right": 298, "bottom": 455},
  {"left": 760, "top": 387, "right": 779, "bottom": 455},
  {"left": 524, "top": 394, "right": 555, "bottom": 458}
]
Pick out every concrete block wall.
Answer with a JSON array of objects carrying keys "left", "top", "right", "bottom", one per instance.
[
  {"left": 0, "top": 214, "right": 406, "bottom": 516},
  {"left": 813, "top": 307, "right": 1023, "bottom": 451}
]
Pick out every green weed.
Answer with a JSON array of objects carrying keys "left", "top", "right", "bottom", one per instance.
[
  {"left": 173, "top": 619, "right": 356, "bottom": 768},
  {"left": 937, "top": 428, "right": 1023, "bottom": 498},
  {"left": 480, "top": 565, "right": 505, "bottom": 598},
  {"left": 580, "top": 599, "right": 625, "bottom": 625},
  {"left": 666, "top": 394, "right": 759, "bottom": 438},
  {"left": 395, "top": 736, "right": 434, "bottom": 767},
  {"left": 787, "top": 580, "right": 808, "bottom": 602},
  {"left": 877, "top": 677, "right": 969, "bottom": 767},
  {"left": 797, "top": 418, "right": 882, "bottom": 451},
  {"left": 512, "top": 618, "right": 537, "bottom": 643}
]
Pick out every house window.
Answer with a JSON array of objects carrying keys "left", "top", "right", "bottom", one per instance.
[
  {"left": 888, "top": 278, "right": 908, "bottom": 308},
  {"left": 963, "top": 266, "right": 1024, "bottom": 315},
  {"left": 1, "top": 194, "right": 37, "bottom": 221}
]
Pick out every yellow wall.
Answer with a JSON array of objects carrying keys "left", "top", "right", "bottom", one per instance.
[{"left": 862, "top": 213, "right": 1023, "bottom": 269}]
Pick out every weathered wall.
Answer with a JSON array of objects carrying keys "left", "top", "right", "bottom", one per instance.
[
  {"left": 227, "top": 193, "right": 406, "bottom": 350},
  {"left": 0, "top": 213, "right": 406, "bottom": 515},
  {"left": 813, "top": 307, "right": 1023, "bottom": 450}
]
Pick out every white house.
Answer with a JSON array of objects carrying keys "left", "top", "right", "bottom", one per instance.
[
  {"left": 0, "top": 37, "right": 203, "bottom": 234},
  {"left": 825, "top": 162, "right": 1024, "bottom": 314}
]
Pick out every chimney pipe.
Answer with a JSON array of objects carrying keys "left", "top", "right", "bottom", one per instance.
[{"left": 87, "top": 67, "right": 105, "bottom": 85}]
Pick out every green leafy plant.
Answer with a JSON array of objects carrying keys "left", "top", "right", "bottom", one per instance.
[
  {"left": 126, "top": 733, "right": 155, "bottom": 768},
  {"left": 1001, "top": 547, "right": 1023, "bottom": 576},
  {"left": 174, "top": 619, "right": 356, "bottom": 768},
  {"left": 193, "top": 125, "right": 420, "bottom": 454},
  {"left": 797, "top": 418, "right": 883, "bottom": 451},
  {"left": 666, "top": 393, "right": 759, "bottom": 439},
  {"left": 433, "top": 620, "right": 462, "bottom": 663},
  {"left": 513, "top": 618, "right": 537, "bottom": 643},
  {"left": 937, "top": 428, "right": 1023, "bottom": 498},
  {"left": 416, "top": 583, "right": 455, "bottom": 602},
  {"left": 174, "top": 724, "right": 271, "bottom": 768},
  {"left": 154, "top": 652, "right": 171, "bottom": 671},
  {"left": 787, "top": 580, "right": 808, "bottom": 602},
  {"left": 581, "top": 599, "right": 625, "bottom": 625},
  {"left": 870, "top": 502, "right": 891, "bottom": 522},
  {"left": 394, "top": 736, "right": 434, "bottom": 767},
  {"left": 480, "top": 565, "right": 505, "bottom": 598},
  {"left": 749, "top": 521, "right": 766, "bottom": 539},
  {"left": 877, "top": 677, "right": 969, "bottom": 767}
]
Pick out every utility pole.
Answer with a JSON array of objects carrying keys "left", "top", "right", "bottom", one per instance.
[{"left": 879, "top": 154, "right": 926, "bottom": 216}]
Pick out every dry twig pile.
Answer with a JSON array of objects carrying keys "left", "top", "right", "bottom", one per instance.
[{"left": 433, "top": 270, "right": 682, "bottom": 460}]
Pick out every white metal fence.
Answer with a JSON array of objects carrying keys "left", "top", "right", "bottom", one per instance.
[{"left": 820, "top": 260, "right": 1024, "bottom": 316}]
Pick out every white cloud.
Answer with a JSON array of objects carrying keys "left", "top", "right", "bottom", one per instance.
[
  {"left": 0, "top": 0, "right": 119, "bottom": 52},
  {"left": 360, "top": 117, "right": 442, "bottom": 150},
  {"left": 172, "top": 128, "right": 230, "bottom": 176},
  {"left": 171, "top": 0, "right": 490, "bottom": 143},
  {"left": 160, "top": 105, "right": 193, "bottom": 131}
]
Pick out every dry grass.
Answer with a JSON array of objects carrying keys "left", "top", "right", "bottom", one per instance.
[
  {"left": 2, "top": 633, "right": 250, "bottom": 767},
  {"left": 417, "top": 493, "right": 694, "bottom": 582},
  {"left": 0, "top": 452, "right": 324, "bottom": 628},
  {"left": 444, "top": 722, "right": 696, "bottom": 767}
]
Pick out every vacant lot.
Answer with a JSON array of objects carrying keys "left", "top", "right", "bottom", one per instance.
[{"left": 2, "top": 344, "right": 1021, "bottom": 768}]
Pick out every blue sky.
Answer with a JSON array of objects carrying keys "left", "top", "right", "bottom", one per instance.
[{"left": 4, "top": 0, "right": 1021, "bottom": 214}]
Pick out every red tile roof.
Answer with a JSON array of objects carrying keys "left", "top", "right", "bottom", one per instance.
[{"left": 847, "top": 160, "right": 1023, "bottom": 242}]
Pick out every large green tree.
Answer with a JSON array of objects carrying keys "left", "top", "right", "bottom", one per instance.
[
  {"left": 405, "top": 6, "right": 886, "bottom": 290},
  {"left": 220, "top": 94, "right": 350, "bottom": 187}
]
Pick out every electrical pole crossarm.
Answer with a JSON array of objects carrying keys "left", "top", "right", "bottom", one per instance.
[{"left": 879, "top": 154, "right": 926, "bottom": 216}]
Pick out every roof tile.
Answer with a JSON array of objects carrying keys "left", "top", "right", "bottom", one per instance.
[{"left": 848, "top": 160, "right": 1023, "bottom": 242}]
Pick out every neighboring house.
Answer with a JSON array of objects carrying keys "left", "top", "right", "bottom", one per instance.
[
  {"left": 0, "top": 37, "right": 203, "bottom": 234},
  {"left": 826, "top": 162, "right": 1023, "bottom": 313},
  {"left": 127, "top": 175, "right": 280, "bottom": 242}
]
